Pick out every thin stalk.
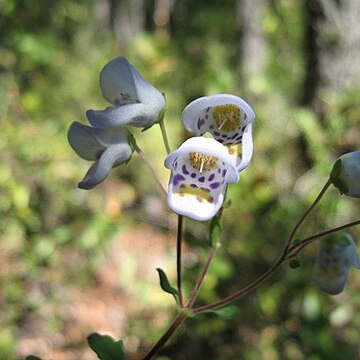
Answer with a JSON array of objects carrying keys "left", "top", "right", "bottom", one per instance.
[
  {"left": 159, "top": 119, "right": 171, "bottom": 155},
  {"left": 186, "top": 244, "right": 220, "bottom": 308},
  {"left": 177, "top": 215, "right": 184, "bottom": 307},
  {"left": 134, "top": 143, "right": 167, "bottom": 200},
  {"left": 287, "top": 219, "right": 360, "bottom": 259},
  {"left": 192, "top": 255, "right": 286, "bottom": 314},
  {"left": 283, "top": 178, "right": 332, "bottom": 255},
  {"left": 142, "top": 312, "right": 188, "bottom": 360}
]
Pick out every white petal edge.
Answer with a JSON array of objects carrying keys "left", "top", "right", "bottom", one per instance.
[
  {"left": 237, "top": 123, "right": 253, "bottom": 172},
  {"left": 167, "top": 181, "right": 227, "bottom": 221},
  {"left": 86, "top": 103, "right": 155, "bottom": 128},
  {"left": 182, "top": 94, "right": 255, "bottom": 133}
]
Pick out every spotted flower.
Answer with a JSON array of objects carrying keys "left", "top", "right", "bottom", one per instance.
[
  {"left": 182, "top": 94, "right": 255, "bottom": 172},
  {"left": 86, "top": 56, "right": 166, "bottom": 128},
  {"left": 330, "top": 150, "right": 360, "bottom": 198},
  {"left": 165, "top": 137, "right": 239, "bottom": 221},
  {"left": 68, "top": 121, "right": 133, "bottom": 189},
  {"left": 314, "top": 233, "right": 360, "bottom": 295}
]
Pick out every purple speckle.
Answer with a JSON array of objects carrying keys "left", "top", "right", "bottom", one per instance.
[
  {"left": 190, "top": 173, "right": 197, "bottom": 178},
  {"left": 198, "top": 176, "right": 205, "bottom": 183},
  {"left": 173, "top": 160, "right": 178, "bottom": 169},
  {"left": 197, "top": 117, "right": 206, "bottom": 130},
  {"left": 190, "top": 183, "right": 197, "bottom": 188},
  {"left": 222, "top": 134, "right": 227, "bottom": 138},
  {"left": 182, "top": 164, "right": 190, "bottom": 175},
  {"left": 208, "top": 173, "right": 215, "bottom": 181},
  {"left": 209, "top": 125, "right": 214, "bottom": 129},
  {"left": 217, "top": 138, "right": 224, "bottom": 143},
  {"left": 231, "top": 132, "right": 239, "bottom": 139},
  {"left": 210, "top": 182, "right": 221, "bottom": 189},
  {"left": 241, "top": 126, "right": 246, "bottom": 132},
  {"left": 217, "top": 168, "right": 221, "bottom": 173},
  {"left": 236, "top": 135, "right": 243, "bottom": 142},
  {"left": 173, "top": 174, "right": 185, "bottom": 186},
  {"left": 206, "top": 107, "right": 210, "bottom": 112},
  {"left": 214, "top": 131, "right": 220, "bottom": 136},
  {"left": 222, "top": 169, "right": 227, "bottom": 177},
  {"left": 244, "top": 112, "right": 248, "bottom": 120}
]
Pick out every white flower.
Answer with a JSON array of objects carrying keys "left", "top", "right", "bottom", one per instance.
[
  {"left": 86, "top": 56, "right": 166, "bottom": 128},
  {"left": 314, "top": 233, "right": 360, "bottom": 295},
  {"left": 68, "top": 121, "right": 133, "bottom": 189},
  {"left": 164, "top": 137, "right": 239, "bottom": 221},
  {"left": 330, "top": 151, "right": 360, "bottom": 198},
  {"left": 182, "top": 94, "right": 255, "bottom": 172}
]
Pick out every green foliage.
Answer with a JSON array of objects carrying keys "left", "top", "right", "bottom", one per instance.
[
  {"left": 87, "top": 333, "right": 126, "bottom": 360},
  {"left": 156, "top": 268, "right": 179, "bottom": 303}
]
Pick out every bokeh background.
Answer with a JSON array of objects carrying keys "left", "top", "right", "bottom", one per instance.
[{"left": 1, "top": 0, "right": 360, "bottom": 359}]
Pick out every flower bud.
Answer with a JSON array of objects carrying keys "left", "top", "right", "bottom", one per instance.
[{"left": 330, "top": 151, "right": 360, "bottom": 198}]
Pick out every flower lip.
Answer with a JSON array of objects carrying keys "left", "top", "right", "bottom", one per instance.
[
  {"left": 165, "top": 137, "right": 239, "bottom": 184},
  {"left": 182, "top": 94, "right": 255, "bottom": 133}
]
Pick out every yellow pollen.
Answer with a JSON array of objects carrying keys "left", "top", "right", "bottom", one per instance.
[
  {"left": 189, "top": 152, "right": 218, "bottom": 171},
  {"left": 213, "top": 104, "right": 241, "bottom": 132},
  {"left": 226, "top": 144, "right": 241, "bottom": 157}
]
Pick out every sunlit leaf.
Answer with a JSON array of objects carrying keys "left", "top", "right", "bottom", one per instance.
[
  {"left": 87, "top": 333, "right": 126, "bottom": 360},
  {"left": 156, "top": 268, "right": 178, "bottom": 303}
]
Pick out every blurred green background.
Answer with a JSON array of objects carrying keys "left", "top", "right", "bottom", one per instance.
[{"left": 1, "top": 0, "right": 360, "bottom": 359}]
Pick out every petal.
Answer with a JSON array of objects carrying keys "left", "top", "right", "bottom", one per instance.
[
  {"left": 166, "top": 155, "right": 228, "bottom": 221},
  {"left": 345, "top": 236, "right": 360, "bottom": 269},
  {"left": 67, "top": 121, "right": 104, "bottom": 160},
  {"left": 182, "top": 94, "right": 255, "bottom": 133},
  {"left": 100, "top": 57, "right": 138, "bottom": 105},
  {"left": 99, "top": 57, "right": 166, "bottom": 123},
  {"left": 314, "top": 243, "right": 352, "bottom": 295},
  {"left": 86, "top": 103, "right": 157, "bottom": 128},
  {"left": 78, "top": 144, "right": 131, "bottom": 190},
  {"left": 165, "top": 137, "right": 239, "bottom": 183},
  {"left": 237, "top": 123, "right": 253, "bottom": 172}
]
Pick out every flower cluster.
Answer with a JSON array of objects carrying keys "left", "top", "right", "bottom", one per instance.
[
  {"left": 166, "top": 94, "right": 255, "bottom": 220},
  {"left": 68, "top": 56, "right": 256, "bottom": 221},
  {"left": 68, "top": 57, "right": 166, "bottom": 189}
]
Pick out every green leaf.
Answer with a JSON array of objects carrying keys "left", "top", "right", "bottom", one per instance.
[
  {"left": 209, "top": 216, "right": 222, "bottom": 246},
  {"left": 335, "top": 233, "right": 351, "bottom": 247},
  {"left": 222, "top": 199, "right": 232, "bottom": 209},
  {"left": 25, "top": 356, "right": 43, "bottom": 360},
  {"left": 202, "top": 131, "right": 214, "bottom": 139},
  {"left": 330, "top": 159, "right": 349, "bottom": 194},
  {"left": 289, "top": 258, "right": 301, "bottom": 269},
  {"left": 204, "top": 305, "right": 238, "bottom": 320},
  {"left": 156, "top": 268, "right": 178, "bottom": 302},
  {"left": 87, "top": 333, "right": 126, "bottom": 360}
]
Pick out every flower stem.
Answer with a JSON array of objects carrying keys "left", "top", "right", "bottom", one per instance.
[
  {"left": 186, "top": 243, "right": 220, "bottom": 308},
  {"left": 283, "top": 178, "right": 332, "bottom": 255},
  {"left": 191, "top": 255, "right": 285, "bottom": 314},
  {"left": 142, "top": 312, "right": 188, "bottom": 360},
  {"left": 177, "top": 215, "right": 184, "bottom": 307},
  {"left": 159, "top": 119, "right": 171, "bottom": 155},
  {"left": 133, "top": 143, "right": 167, "bottom": 200},
  {"left": 287, "top": 219, "right": 360, "bottom": 259}
]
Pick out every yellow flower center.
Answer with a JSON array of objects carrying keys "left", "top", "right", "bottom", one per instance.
[
  {"left": 189, "top": 152, "right": 218, "bottom": 172},
  {"left": 213, "top": 104, "right": 241, "bottom": 132}
]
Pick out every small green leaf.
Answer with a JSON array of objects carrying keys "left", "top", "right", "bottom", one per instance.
[
  {"left": 156, "top": 268, "right": 178, "bottom": 302},
  {"left": 209, "top": 216, "right": 222, "bottom": 246},
  {"left": 157, "top": 106, "right": 166, "bottom": 124},
  {"left": 222, "top": 199, "right": 232, "bottom": 209},
  {"left": 289, "top": 258, "right": 301, "bottom": 269},
  {"left": 87, "top": 333, "right": 126, "bottom": 360},
  {"left": 330, "top": 159, "right": 349, "bottom": 194},
  {"left": 204, "top": 305, "right": 238, "bottom": 320},
  {"left": 336, "top": 234, "right": 351, "bottom": 247},
  {"left": 25, "top": 356, "right": 43, "bottom": 360},
  {"left": 293, "top": 238, "right": 301, "bottom": 246},
  {"left": 203, "top": 131, "right": 214, "bottom": 139}
]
